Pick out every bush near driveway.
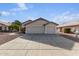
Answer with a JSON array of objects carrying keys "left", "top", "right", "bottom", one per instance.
[{"left": 64, "top": 28, "right": 71, "bottom": 33}]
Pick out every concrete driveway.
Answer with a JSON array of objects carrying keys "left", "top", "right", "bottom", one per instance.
[{"left": 0, "top": 34, "right": 79, "bottom": 56}]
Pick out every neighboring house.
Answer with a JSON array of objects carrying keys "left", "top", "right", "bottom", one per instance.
[
  {"left": 0, "top": 21, "right": 11, "bottom": 31},
  {"left": 22, "top": 18, "right": 58, "bottom": 34},
  {"left": 57, "top": 21, "right": 79, "bottom": 33}
]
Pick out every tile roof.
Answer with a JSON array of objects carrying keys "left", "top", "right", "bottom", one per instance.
[
  {"left": 22, "top": 17, "right": 58, "bottom": 26},
  {"left": 57, "top": 21, "right": 79, "bottom": 27},
  {"left": 0, "top": 21, "right": 11, "bottom": 26}
]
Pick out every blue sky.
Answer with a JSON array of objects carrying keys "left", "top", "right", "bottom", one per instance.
[{"left": 0, "top": 3, "right": 79, "bottom": 24}]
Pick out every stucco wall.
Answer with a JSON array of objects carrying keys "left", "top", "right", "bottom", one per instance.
[{"left": 26, "top": 20, "right": 48, "bottom": 28}]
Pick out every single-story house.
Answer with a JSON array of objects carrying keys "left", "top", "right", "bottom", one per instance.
[
  {"left": 57, "top": 21, "right": 79, "bottom": 33},
  {"left": 22, "top": 18, "right": 58, "bottom": 34},
  {"left": 0, "top": 21, "right": 11, "bottom": 31}
]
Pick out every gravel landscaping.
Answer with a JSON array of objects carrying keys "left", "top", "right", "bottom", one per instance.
[{"left": 0, "top": 32, "right": 20, "bottom": 45}]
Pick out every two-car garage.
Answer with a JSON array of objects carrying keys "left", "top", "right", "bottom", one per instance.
[
  {"left": 24, "top": 18, "right": 58, "bottom": 34},
  {"left": 26, "top": 26, "right": 57, "bottom": 34},
  {"left": 25, "top": 23, "right": 57, "bottom": 34}
]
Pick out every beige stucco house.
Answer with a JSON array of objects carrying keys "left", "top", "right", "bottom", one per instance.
[
  {"left": 0, "top": 21, "right": 11, "bottom": 31},
  {"left": 57, "top": 21, "right": 79, "bottom": 33},
  {"left": 22, "top": 18, "right": 58, "bottom": 34}
]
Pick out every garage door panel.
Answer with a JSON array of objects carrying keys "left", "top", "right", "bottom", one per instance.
[
  {"left": 26, "top": 26, "right": 44, "bottom": 34},
  {"left": 45, "top": 27, "right": 56, "bottom": 34}
]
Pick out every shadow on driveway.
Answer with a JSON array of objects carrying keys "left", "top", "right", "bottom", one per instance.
[{"left": 20, "top": 34, "right": 75, "bottom": 50}]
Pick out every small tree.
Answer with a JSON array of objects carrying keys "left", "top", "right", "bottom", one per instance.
[
  {"left": 9, "top": 20, "right": 22, "bottom": 32},
  {"left": 13, "top": 20, "right": 21, "bottom": 26}
]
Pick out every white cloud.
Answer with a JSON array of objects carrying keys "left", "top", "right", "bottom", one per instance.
[
  {"left": 11, "top": 12, "right": 16, "bottom": 15},
  {"left": 10, "top": 3, "right": 28, "bottom": 11},
  {"left": 0, "top": 3, "right": 29, "bottom": 16},
  {"left": 53, "top": 11, "right": 79, "bottom": 24},
  {"left": 0, "top": 11, "right": 10, "bottom": 16},
  {"left": 0, "top": 11, "right": 16, "bottom": 16},
  {"left": 26, "top": 16, "right": 34, "bottom": 20},
  {"left": 17, "top": 3, "right": 28, "bottom": 10}
]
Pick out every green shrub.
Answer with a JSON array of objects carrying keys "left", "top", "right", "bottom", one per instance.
[{"left": 64, "top": 28, "right": 71, "bottom": 33}]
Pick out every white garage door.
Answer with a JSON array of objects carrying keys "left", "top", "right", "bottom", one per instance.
[
  {"left": 45, "top": 27, "right": 56, "bottom": 34},
  {"left": 26, "top": 26, "right": 44, "bottom": 34}
]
